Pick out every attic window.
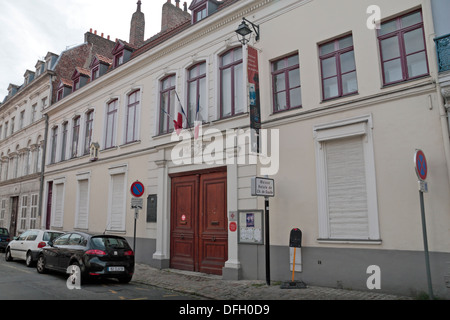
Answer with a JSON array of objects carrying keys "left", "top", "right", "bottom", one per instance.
[
  {"left": 194, "top": 4, "right": 207, "bottom": 23},
  {"left": 115, "top": 52, "right": 124, "bottom": 67}
]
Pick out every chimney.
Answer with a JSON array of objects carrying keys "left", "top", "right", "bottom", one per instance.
[
  {"left": 130, "top": 0, "right": 145, "bottom": 47},
  {"left": 161, "top": 0, "right": 191, "bottom": 32}
]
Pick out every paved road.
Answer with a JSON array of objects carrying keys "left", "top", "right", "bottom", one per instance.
[{"left": 0, "top": 258, "right": 200, "bottom": 300}]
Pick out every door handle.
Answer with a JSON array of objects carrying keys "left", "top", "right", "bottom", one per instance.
[
  {"left": 181, "top": 234, "right": 185, "bottom": 240},
  {"left": 212, "top": 236, "right": 216, "bottom": 242}
]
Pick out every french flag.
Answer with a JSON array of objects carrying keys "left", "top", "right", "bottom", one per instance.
[
  {"left": 194, "top": 98, "right": 201, "bottom": 140},
  {"left": 173, "top": 92, "right": 187, "bottom": 135}
]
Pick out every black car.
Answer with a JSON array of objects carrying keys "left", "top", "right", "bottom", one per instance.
[
  {"left": 36, "top": 232, "right": 134, "bottom": 283},
  {"left": 0, "top": 228, "right": 10, "bottom": 253}
]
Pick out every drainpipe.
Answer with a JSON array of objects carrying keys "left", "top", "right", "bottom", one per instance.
[{"left": 37, "top": 113, "right": 49, "bottom": 222}]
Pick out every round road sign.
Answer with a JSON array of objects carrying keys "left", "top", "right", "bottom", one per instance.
[
  {"left": 414, "top": 150, "right": 428, "bottom": 181},
  {"left": 131, "top": 181, "right": 145, "bottom": 198}
]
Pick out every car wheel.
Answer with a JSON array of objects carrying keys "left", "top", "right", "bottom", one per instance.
[
  {"left": 26, "top": 252, "right": 35, "bottom": 267},
  {"left": 5, "top": 248, "right": 12, "bottom": 262},
  {"left": 36, "top": 255, "right": 47, "bottom": 274}
]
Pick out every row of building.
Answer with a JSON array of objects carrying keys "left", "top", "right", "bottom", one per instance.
[{"left": 1, "top": 0, "right": 450, "bottom": 298}]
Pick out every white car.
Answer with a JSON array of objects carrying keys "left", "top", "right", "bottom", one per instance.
[{"left": 5, "top": 229, "right": 65, "bottom": 267}]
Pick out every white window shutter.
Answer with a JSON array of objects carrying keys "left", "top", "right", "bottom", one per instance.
[
  {"left": 325, "top": 136, "right": 369, "bottom": 239},
  {"left": 110, "top": 174, "right": 125, "bottom": 231},
  {"left": 53, "top": 183, "right": 64, "bottom": 228},
  {"left": 76, "top": 180, "right": 89, "bottom": 229}
]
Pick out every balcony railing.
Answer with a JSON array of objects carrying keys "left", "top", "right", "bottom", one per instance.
[{"left": 435, "top": 33, "right": 450, "bottom": 73}]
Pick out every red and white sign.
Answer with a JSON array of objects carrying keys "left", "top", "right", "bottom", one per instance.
[
  {"left": 229, "top": 222, "right": 237, "bottom": 232},
  {"left": 414, "top": 149, "right": 428, "bottom": 181},
  {"left": 130, "top": 181, "right": 145, "bottom": 198}
]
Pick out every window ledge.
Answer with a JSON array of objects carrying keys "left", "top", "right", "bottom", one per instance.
[{"left": 317, "top": 238, "right": 382, "bottom": 245}]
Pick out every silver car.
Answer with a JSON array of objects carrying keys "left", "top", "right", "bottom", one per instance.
[{"left": 5, "top": 229, "right": 64, "bottom": 267}]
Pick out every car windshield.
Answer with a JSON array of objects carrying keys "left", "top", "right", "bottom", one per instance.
[
  {"left": 43, "top": 232, "right": 64, "bottom": 242},
  {"left": 0, "top": 228, "right": 8, "bottom": 236},
  {"left": 91, "top": 236, "right": 130, "bottom": 250}
]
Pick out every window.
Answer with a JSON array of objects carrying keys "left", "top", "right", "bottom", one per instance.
[
  {"left": 159, "top": 75, "right": 176, "bottom": 135},
  {"left": 108, "top": 173, "right": 126, "bottom": 231},
  {"left": 10, "top": 117, "right": 15, "bottom": 135},
  {"left": 76, "top": 179, "right": 89, "bottom": 229},
  {"left": 92, "top": 67, "right": 100, "bottom": 81},
  {"left": 61, "top": 122, "right": 68, "bottom": 161},
  {"left": 272, "top": 54, "right": 302, "bottom": 112},
  {"left": 73, "top": 78, "right": 80, "bottom": 92},
  {"left": 378, "top": 10, "right": 428, "bottom": 85},
  {"left": 52, "top": 182, "right": 65, "bottom": 228},
  {"left": 105, "top": 100, "right": 118, "bottom": 149},
  {"left": 320, "top": 34, "right": 358, "bottom": 100},
  {"left": 30, "top": 194, "right": 38, "bottom": 229},
  {"left": 125, "top": 90, "right": 140, "bottom": 143},
  {"left": 54, "top": 233, "right": 70, "bottom": 246},
  {"left": 220, "top": 47, "right": 244, "bottom": 118},
  {"left": 31, "top": 104, "right": 37, "bottom": 123},
  {"left": 84, "top": 111, "right": 94, "bottom": 155},
  {"left": 187, "top": 63, "right": 207, "bottom": 126},
  {"left": 4, "top": 122, "right": 8, "bottom": 138},
  {"left": 71, "top": 117, "right": 80, "bottom": 158},
  {"left": 0, "top": 200, "right": 6, "bottom": 228},
  {"left": 314, "top": 115, "right": 380, "bottom": 241},
  {"left": 115, "top": 53, "right": 124, "bottom": 68},
  {"left": 194, "top": 5, "right": 207, "bottom": 23},
  {"left": 19, "top": 111, "right": 25, "bottom": 130},
  {"left": 20, "top": 196, "right": 28, "bottom": 230},
  {"left": 50, "top": 126, "right": 58, "bottom": 164}
]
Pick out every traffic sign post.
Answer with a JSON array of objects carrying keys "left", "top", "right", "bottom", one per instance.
[
  {"left": 251, "top": 176, "right": 275, "bottom": 286},
  {"left": 414, "top": 150, "right": 434, "bottom": 300},
  {"left": 130, "top": 181, "right": 145, "bottom": 255}
]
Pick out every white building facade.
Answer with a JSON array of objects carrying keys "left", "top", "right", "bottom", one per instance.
[{"left": 39, "top": 0, "right": 450, "bottom": 298}]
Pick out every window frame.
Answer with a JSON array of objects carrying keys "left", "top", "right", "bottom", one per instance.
[
  {"left": 125, "top": 90, "right": 140, "bottom": 144},
  {"left": 158, "top": 75, "right": 176, "bottom": 135},
  {"left": 378, "top": 10, "right": 429, "bottom": 86},
  {"left": 220, "top": 47, "right": 244, "bottom": 119},
  {"left": 313, "top": 115, "right": 380, "bottom": 242},
  {"left": 105, "top": 99, "right": 118, "bottom": 149},
  {"left": 319, "top": 34, "right": 358, "bottom": 101},
  {"left": 187, "top": 62, "right": 206, "bottom": 126},
  {"left": 71, "top": 116, "right": 80, "bottom": 158},
  {"left": 50, "top": 126, "right": 58, "bottom": 164},
  {"left": 84, "top": 111, "right": 94, "bottom": 155},
  {"left": 271, "top": 53, "right": 302, "bottom": 113}
]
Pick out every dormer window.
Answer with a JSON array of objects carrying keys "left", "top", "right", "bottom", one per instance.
[
  {"left": 90, "top": 54, "right": 112, "bottom": 80},
  {"left": 189, "top": 0, "right": 219, "bottom": 24},
  {"left": 112, "top": 41, "right": 134, "bottom": 68},
  {"left": 71, "top": 67, "right": 91, "bottom": 92},
  {"left": 56, "top": 79, "right": 72, "bottom": 102},
  {"left": 115, "top": 52, "right": 124, "bottom": 67},
  {"left": 194, "top": 4, "right": 207, "bottom": 23}
]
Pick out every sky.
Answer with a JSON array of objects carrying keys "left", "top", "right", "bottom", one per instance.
[{"left": 0, "top": 0, "right": 169, "bottom": 99}]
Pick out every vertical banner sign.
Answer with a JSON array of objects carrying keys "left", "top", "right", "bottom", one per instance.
[{"left": 247, "top": 45, "right": 261, "bottom": 153}]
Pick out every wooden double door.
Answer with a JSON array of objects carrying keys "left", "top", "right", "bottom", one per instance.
[{"left": 170, "top": 170, "right": 228, "bottom": 275}]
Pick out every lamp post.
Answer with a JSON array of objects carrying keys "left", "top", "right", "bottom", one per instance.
[{"left": 235, "top": 18, "right": 260, "bottom": 45}]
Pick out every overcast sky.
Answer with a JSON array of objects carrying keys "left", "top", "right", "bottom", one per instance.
[{"left": 0, "top": 0, "right": 169, "bottom": 99}]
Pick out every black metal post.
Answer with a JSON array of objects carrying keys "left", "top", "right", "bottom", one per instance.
[
  {"left": 133, "top": 209, "right": 138, "bottom": 254},
  {"left": 419, "top": 190, "right": 434, "bottom": 300},
  {"left": 265, "top": 196, "right": 270, "bottom": 286}
]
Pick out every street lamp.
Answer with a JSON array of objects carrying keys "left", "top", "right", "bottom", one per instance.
[{"left": 235, "top": 18, "right": 260, "bottom": 45}]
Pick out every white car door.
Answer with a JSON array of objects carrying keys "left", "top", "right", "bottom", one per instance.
[
  {"left": 23, "top": 231, "right": 39, "bottom": 258},
  {"left": 10, "top": 231, "right": 29, "bottom": 260}
]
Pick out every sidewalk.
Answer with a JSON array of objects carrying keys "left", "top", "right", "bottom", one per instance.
[{"left": 132, "top": 263, "right": 413, "bottom": 300}]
